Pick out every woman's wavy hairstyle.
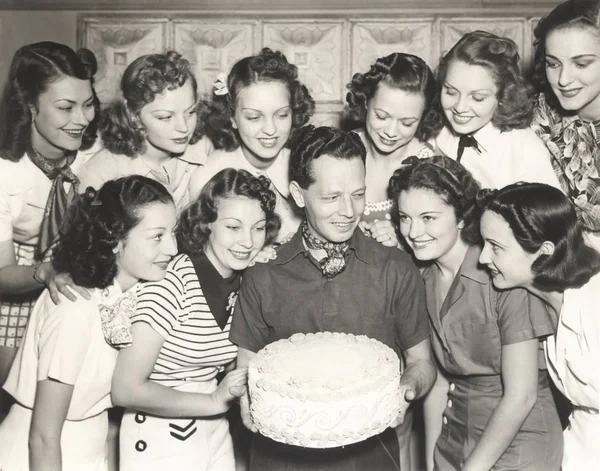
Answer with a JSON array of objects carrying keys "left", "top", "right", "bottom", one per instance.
[
  {"left": 52, "top": 176, "right": 174, "bottom": 289},
  {"left": 437, "top": 30, "right": 536, "bottom": 131},
  {"left": 176, "top": 168, "right": 281, "bottom": 256},
  {"left": 289, "top": 125, "right": 366, "bottom": 190},
  {"left": 0, "top": 41, "right": 99, "bottom": 162},
  {"left": 477, "top": 182, "right": 600, "bottom": 291},
  {"left": 389, "top": 155, "right": 482, "bottom": 245},
  {"left": 201, "top": 48, "right": 315, "bottom": 151},
  {"left": 532, "top": 0, "right": 600, "bottom": 111},
  {"left": 100, "top": 51, "right": 203, "bottom": 158},
  {"left": 346, "top": 52, "right": 444, "bottom": 141}
]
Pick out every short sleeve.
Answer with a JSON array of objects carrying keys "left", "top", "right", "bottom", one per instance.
[
  {"left": 188, "top": 163, "right": 218, "bottom": 201},
  {"left": 199, "top": 135, "right": 214, "bottom": 159},
  {"left": 133, "top": 261, "right": 185, "bottom": 338},
  {"left": 0, "top": 185, "right": 13, "bottom": 242},
  {"left": 37, "top": 300, "right": 95, "bottom": 385},
  {"left": 496, "top": 286, "right": 555, "bottom": 345},
  {"left": 229, "top": 266, "right": 269, "bottom": 352},
  {"left": 392, "top": 255, "right": 431, "bottom": 351},
  {"left": 77, "top": 151, "right": 120, "bottom": 193}
]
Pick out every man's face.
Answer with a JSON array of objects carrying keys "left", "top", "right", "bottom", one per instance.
[{"left": 291, "top": 155, "right": 366, "bottom": 243}]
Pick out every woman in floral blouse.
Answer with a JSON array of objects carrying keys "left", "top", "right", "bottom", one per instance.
[{"left": 531, "top": 0, "right": 600, "bottom": 249}]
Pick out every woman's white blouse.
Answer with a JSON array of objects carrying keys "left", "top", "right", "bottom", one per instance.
[
  {"left": 435, "top": 123, "right": 562, "bottom": 190},
  {"left": 545, "top": 272, "right": 600, "bottom": 470},
  {"left": 0, "top": 146, "right": 98, "bottom": 244}
]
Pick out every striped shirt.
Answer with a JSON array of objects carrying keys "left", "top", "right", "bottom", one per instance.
[{"left": 132, "top": 254, "right": 238, "bottom": 387}]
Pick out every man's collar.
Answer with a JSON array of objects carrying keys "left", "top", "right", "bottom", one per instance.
[{"left": 275, "top": 225, "right": 370, "bottom": 265}]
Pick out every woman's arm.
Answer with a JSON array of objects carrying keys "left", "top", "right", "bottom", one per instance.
[
  {"left": 111, "top": 323, "right": 246, "bottom": 418},
  {"left": 0, "top": 240, "right": 43, "bottom": 294},
  {"left": 462, "top": 339, "right": 539, "bottom": 471},
  {"left": 29, "top": 379, "right": 74, "bottom": 471},
  {"left": 423, "top": 363, "right": 450, "bottom": 471},
  {"left": 0, "top": 240, "right": 90, "bottom": 303}
]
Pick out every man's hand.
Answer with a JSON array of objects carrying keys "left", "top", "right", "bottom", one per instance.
[
  {"left": 389, "top": 383, "right": 414, "bottom": 427},
  {"left": 240, "top": 390, "right": 258, "bottom": 433}
]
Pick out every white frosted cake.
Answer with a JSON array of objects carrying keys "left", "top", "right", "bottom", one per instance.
[{"left": 248, "top": 331, "right": 404, "bottom": 448}]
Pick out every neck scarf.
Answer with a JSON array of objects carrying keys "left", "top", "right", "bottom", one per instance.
[
  {"left": 531, "top": 93, "right": 600, "bottom": 231},
  {"left": 28, "top": 146, "right": 79, "bottom": 260},
  {"left": 456, "top": 134, "right": 481, "bottom": 163},
  {"left": 301, "top": 220, "right": 350, "bottom": 278}
]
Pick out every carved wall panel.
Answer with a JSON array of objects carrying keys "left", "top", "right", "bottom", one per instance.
[
  {"left": 439, "top": 18, "right": 526, "bottom": 63},
  {"left": 263, "top": 21, "right": 345, "bottom": 104},
  {"left": 351, "top": 20, "right": 435, "bottom": 72},
  {"left": 173, "top": 20, "right": 258, "bottom": 96},
  {"left": 79, "top": 12, "right": 551, "bottom": 125},
  {"left": 81, "top": 17, "right": 167, "bottom": 103}
]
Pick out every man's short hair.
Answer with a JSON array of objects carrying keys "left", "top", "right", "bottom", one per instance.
[{"left": 289, "top": 125, "right": 366, "bottom": 190}]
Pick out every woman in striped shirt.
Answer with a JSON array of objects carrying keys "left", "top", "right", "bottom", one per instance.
[{"left": 111, "top": 168, "right": 280, "bottom": 471}]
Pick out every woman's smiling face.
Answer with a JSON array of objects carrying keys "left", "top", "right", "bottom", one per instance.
[{"left": 441, "top": 60, "right": 499, "bottom": 135}]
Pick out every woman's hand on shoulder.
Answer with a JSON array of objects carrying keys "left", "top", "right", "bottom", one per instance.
[
  {"left": 249, "top": 245, "right": 278, "bottom": 267},
  {"left": 37, "top": 262, "right": 91, "bottom": 304},
  {"left": 360, "top": 219, "right": 398, "bottom": 247}
]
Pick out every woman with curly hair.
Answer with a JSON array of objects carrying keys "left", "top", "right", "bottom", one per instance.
[
  {"left": 112, "top": 168, "right": 280, "bottom": 470},
  {"left": 189, "top": 48, "right": 315, "bottom": 243},
  {"left": 0, "top": 175, "right": 178, "bottom": 470},
  {"left": 0, "top": 41, "right": 101, "bottom": 416},
  {"left": 346, "top": 52, "right": 443, "bottom": 252},
  {"left": 79, "top": 51, "right": 212, "bottom": 211},
  {"left": 478, "top": 182, "right": 600, "bottom": 470},
  {"left": 530, "top": 0, "right": 600, "bottom": 251},
  {"left": 346, "top": 52, "right": 443, "bottom": 470},
  {"left": 435, "top": 31, "right": 561, "bottom": 190},
  {"left": 390, "top": 156, "right": 562, "bottom": 470}
]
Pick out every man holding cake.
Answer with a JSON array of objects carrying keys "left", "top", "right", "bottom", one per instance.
[{"left": 230, "top": 125, "right": 435, "bottom": 470}]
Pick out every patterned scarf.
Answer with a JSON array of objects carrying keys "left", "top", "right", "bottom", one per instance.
[
  {"left": 28, "top": 146, "right": 79, "bottom": 260},
  {"left": 301, "top": 220, "right": 350, "bottom": 278},
  {"left": 531, "top": 94, "right": 600, "bottom": 232}
]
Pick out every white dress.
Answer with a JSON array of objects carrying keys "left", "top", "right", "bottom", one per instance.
[
  {"left": 0, "top": 283, "right": 126, "bottom": 471},
  {"left": 545, "top": 273, "right": 600, "bottom": 470}
]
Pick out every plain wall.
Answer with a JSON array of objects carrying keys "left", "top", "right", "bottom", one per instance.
[{"left": 0, "top": 10, "right": 78, "bottom": 90}]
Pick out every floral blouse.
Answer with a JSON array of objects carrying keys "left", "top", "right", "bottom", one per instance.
[{"left": 532, "top": 93, "right": 600, "bottom": 231}]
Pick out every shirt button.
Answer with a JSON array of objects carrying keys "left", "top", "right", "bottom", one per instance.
[
  {"left": 443, "top": 416, "right": 448, "bottom": 425},
  {"left": 449, "top": 383, "right": 455, "bottom": 391},
  {"left": 135, "top": 412, "right": 146, "bottom": 424},
  {"left": 447, "top": 399, "right": 453, "bottom": 408},
  {"left": 135, "top": 440, "right": 147, "bottom": 452}
]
